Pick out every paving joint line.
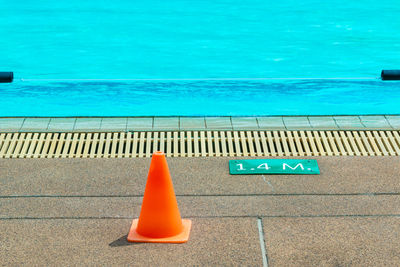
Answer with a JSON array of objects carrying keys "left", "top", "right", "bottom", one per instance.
[
  {"left": 306, "top": 116, "right": 313, "bottom": 129},
  {"left": 358, "top": 116, "right": 367, "bottom": 128},
  {"left": 2, "top": 192, "right": 400, "bottom": 198},
  {"left": 281, "top": 117, "right": 287, "bottom": 130},
  {"left": 257, "top": 218, "right": 269, "bottom": 267},
  {"left": 255, "top": 117, "right": 261, "bottom": 129},
  {"left": 45, "top": 119, "right": 51, "bottom": 131},
  {"left": 19, "top": 118, "right": 26, "bottom": 131},
  {"left": 2, "top": 214, "right": 400, "bottom": 220},
  {"left": 332, "top": 116, "right": 340, "bottom": 129},
  {"left": 99, "top": 118, "right": 104, "bottom": 130},
  {"left": 72, "top": 118, "right": 78, "bottom": 131},
  {"left": 384, "top": 115, "right": 396, "bottom": 129}
]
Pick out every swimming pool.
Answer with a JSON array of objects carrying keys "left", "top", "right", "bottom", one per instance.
[{"left": 1, "top": 0, "right": 399, "bottom": 116}]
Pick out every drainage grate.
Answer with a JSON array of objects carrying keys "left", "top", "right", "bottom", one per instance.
[{"left": 0, "top": 131, "right": 400, "bottom": 158}]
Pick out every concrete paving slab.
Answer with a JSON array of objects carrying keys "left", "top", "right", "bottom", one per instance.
[
  {"left": 47, "top": 118, "right": 76, "bottom": 131},
  {"left": 0, "top": 218, "right": 262, "bottom": 266},
  {"left": 74, "top": 118, "right": 102, "bottom": 131},
  {"left": 20, "top": 118, "right": 50, "bottom": 132},
  {"left": 153, "top": 117, "right": 179, "bottom": 130},
  {"left": 100, "top": 118, "right": 127, "bottom": 131},
  {"left": 308, "top": 116, "right": 338, "bottom": 130},
  {"left": 231, "top": 117, "right": 259, "bottom": 130},
  {"left": 180, "top": 117, "right": 206, "bottom": 130},
  {"left": 126, "top": 117, "right": 153, "bottom": 131},
  {"left": 283, "top": 117, "right": 312, "bottom": 130},
  {"left": 262, "top": 217, "right": 400, "bottom": 266},
  {"left": 2, "top": 195, "right": 400, "bottom": 219},
  {"left": 0, "top": 118, "right": 24, "bottom": 132},
  {"left": 359, "top": 115, "right": 392, "bottom": 129},
  {"left": 205, "top": 117, "right": 232, "bottom": 130},
  {"left": 386, "top": 115, "right": 400, "bottom": 129},
  {"left": 334, "top": 116, "right": 365, "bottom": 130},
  {"left": 257, "top": 117, "right": 285, "bottom": 130},
  {"left": 1, "top": 157, "right": 400, "bottom": 196}
]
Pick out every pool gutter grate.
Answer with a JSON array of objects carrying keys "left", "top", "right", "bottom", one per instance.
[{"left": 0, "top": 130, "right": 400, "bottom": 158}]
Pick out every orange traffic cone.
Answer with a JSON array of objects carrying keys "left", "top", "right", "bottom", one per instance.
[{"left": 127, "top": 151, "right": 192, "bottom": 243}]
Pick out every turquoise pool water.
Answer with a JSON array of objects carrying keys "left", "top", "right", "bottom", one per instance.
[
  {"left": 1, "top": 0, "right": 400, "bottom": 116},
  {"left": 1, "top": 80, "right": 399, "bottom": 116}
]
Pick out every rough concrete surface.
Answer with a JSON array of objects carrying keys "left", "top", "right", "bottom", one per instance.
[
  {"left": 0, "top": 218, "right": 261, "bottom": 266},
  {"left": 2, "top": 195, "right": 400, "bottom": 219},
  {"left": 1, "top": 157, "right": 400, "bottom": 196},
  {"left": 263, "top": 217, "right": 400, "bottom": 267},
  {"left": 1, "top": 156, "right": 400, "bottom": 266}
]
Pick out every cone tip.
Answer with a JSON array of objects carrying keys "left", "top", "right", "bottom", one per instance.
[{"left": 153, "top": 151, "right": 164, "bottom": 157}]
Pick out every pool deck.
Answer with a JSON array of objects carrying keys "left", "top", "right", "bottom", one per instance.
[
  {"left": 1, "top": 157, "right": 400, "bottom": 266},
  {"left": 0, "top": 115, "right": 400, "bottom": 132},
  {"left": 1, "top": 115, "right": 400, "bottom": 266}
]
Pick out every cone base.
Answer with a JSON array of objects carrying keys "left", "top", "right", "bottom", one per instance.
[{"left": 127, "top": 219, "right": 192, "bottom": 243}]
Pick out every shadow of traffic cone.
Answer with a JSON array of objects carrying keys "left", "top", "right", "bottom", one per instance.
[{"left": 127, "top": 151, "right": 192, "bottom": 243}]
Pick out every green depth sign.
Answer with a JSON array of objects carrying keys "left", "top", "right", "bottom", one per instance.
[{"left": 229, "top": 159, "right": 319, "bottom": 175}]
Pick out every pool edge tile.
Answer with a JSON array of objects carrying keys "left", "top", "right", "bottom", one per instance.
[
  {"left": 100, "top": 118, "right": 128, "bottom": 131},
  {"left": 74, "top": 118, "right": 102, "bottom": 131},
  {"left": 47, "top": 118, "right": 77, "bottom": 131},
  {"left": 333, "top": 116, "right": 366, "bottom": 130},
  {"left": 20, "top": 118, "right": 51, "bottom": 132},
  {"left": 153, "top": 117, "right": 180, "bottom": 130},
  {"left": 180, "top": 117, "right": 206, "bottom": 130},
  {"left": 205, "top": 117, "right": 233, "bottom": 130},
  {"left": 385, "top": 115, "right": 400, "bottom": 130},
  {"left": 231, "top": 117, "right": 259, "bottom": 130},
  {"left": 0, "top": 118, "right": 25, "bottom": 132},
  {"left": 256, "top": 117, "right": 286, "bottom": 130},
  {"left": 359, "top": 115, "right": 392, "bottom": 130},
  {"left": 127, "top": 117, "right": 154, "bottom": 131},
  {"left": 282, "top": 116, "right": 312, "bottom": 130},
  {"left": 308, "top": 116, "right": 339, "bottom": 130}
]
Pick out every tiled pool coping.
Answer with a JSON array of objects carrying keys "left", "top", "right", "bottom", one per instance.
[{"left": 0, "top": 115, "right": 399, "bottom": 132}]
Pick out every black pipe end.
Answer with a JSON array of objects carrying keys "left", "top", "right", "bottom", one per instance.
[
  {"left": 381, "top": 70, "right": 400, "bottom": 80},
  {"left": 0, "top": 72, "right": 13, "bottom": 83}
]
